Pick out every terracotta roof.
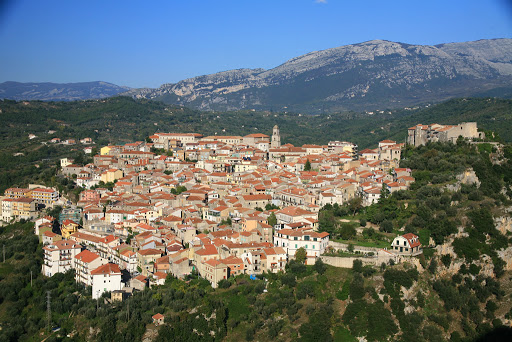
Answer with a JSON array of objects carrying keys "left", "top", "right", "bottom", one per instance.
[
  {"left": 195, "top": 244, "right": 218, "bottom": 256},
  {"left": 138, "top": 248, "right": 162, "bottom": 256},
  {"left": 402, "top": 233, "right": 421, "bottom": 248},
  {"left": 134, "top": 275, "right": 147, "bottom": 283},
  {"left": 91, "top": 263, "right": 121, "bottom": 276},
  {"left": 204, "top": 259, "right": 224, "bottom": 267},
  {"left": 75, "top": 250, "right": 100, "bottom": 263}
]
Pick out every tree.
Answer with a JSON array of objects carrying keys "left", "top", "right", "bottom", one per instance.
[
  {"left": 220, "top": 217, "right": 232, "bottom": 226},
  {"left": 353, "top": 259, "right": 363, "bottom": 273},
  {"left": 268, "top": 212, "right": 277, "bottom": 227},
  {"left": 314, "top": 258, "right": 327, "bottom": 275},
  {"left": 295, "top": 247, "right": 307, "bottom": 264},
  {"left": 304, "top": 159, "right": 311, "bottom": 171},
  {"left": 380, "top": 220, "right": 393, "bottom": 233},
  {"left": 348, "top": 197, "right": 363, "bottom": 216},
  {"left": 265, "top": 203, "right": 280, "bottom": 210},
  {"left": 347, "top": 243, "right": 354, "bottom": 253},
  {"left": 171, "top": 185, "right": 187, "bottom": 195},
  {"left": 339, "top": 223, "right": 356, "bottom": 240},
  {"left": 379, "top": 183, "right": 390, "bottom": 202}
]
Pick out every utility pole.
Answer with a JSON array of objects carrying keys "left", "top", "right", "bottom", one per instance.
[
  {"left": 3, "top": 245, "right": 5, "bottom": 262},
  {"left": 47, "top": 291, "right": 51, "bottom": 332},
  {"left": 30, "top": 270, "right": 33, "bottom": 287}
]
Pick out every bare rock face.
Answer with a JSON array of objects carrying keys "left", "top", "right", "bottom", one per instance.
[
  {"left": 495, "top": 216, "right": 512, "bottom": 235},
  {"left": 123, "top": 39, "right": 512, "bottom": 112},
  {"left": 498, "top": 247, "right": 512, "bottom": 271}
]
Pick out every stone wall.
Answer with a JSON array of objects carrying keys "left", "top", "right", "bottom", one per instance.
[
  {"left": 320, "top": 252, "right": 397, "bottom": 269},
  {"left": 328, "top": 241, "right": 382, "bottom": 254}
]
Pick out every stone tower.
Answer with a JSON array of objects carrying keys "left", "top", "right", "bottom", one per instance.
[{"left": 271, "top": 125, "right": 281, "bottom": 148}]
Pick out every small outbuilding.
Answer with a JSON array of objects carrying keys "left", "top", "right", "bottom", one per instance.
[{"left": 152, "top": 313, "right": 164, "bottom": 326}]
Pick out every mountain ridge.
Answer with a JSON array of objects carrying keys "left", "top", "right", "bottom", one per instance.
[
  {"left": 123, "top": 38, "right": 512, "bottom": 112},
  {"left": 0, "top": 81, "right": 130, "bottom": 101}
]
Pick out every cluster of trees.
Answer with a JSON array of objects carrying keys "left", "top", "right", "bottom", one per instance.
[
  {"left": 171, "top": 185, "right": 187, "bottom": 195},
  {"left": 3, "top": 97, "right": 511, "bottom": 159}
]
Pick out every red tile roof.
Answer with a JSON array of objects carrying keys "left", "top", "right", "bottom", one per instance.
[
  {"left": 75, "top": 250, "right": 100, "bottom": 263},
  {"left": 91, "top": 263, "right": 121, "bottom": 276}
]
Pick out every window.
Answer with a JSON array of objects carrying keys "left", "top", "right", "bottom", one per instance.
[{"left": 295, "top": 244, "right": 298, "bottom": 248}]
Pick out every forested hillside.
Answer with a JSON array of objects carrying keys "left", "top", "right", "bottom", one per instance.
[{"left": 1, "top": 96, "right": 511, "bottom": 149}]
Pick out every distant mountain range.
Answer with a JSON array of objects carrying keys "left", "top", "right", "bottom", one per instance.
[
  {"left": 122, "top": 38, "right": 512, "bottom": 112},
  {"left": 2, "top": 39, "right": 512, "bottom": 112},
  {"left": 0, "top": 81, "right": 130, "bottom": 101}
]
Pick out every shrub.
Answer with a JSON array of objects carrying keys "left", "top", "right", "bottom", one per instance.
[
  {"left": 380, "top": 220, "right": 393, "bottom": 233},
  {"left": 218, "top": 279, "right": 231, "bottom": 289},
  {"left": 441, "top": 254, "right": 452, "bottom": 267},
  {"left": 352, "top": 259, "right": 363, "bottom": 273},
  {"left": 313, "top": 258, "right": 327, "bottom": 275}
]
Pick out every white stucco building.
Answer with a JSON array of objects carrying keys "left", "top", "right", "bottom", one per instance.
[
  {"left": 91, "top": 263, "right": 123, "bottom": 299},
  {"left": 42, "top": 240, "right": 82, "bottom": 277}
]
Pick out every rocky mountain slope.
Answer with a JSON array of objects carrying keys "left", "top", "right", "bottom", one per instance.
[
  {"left": 0, "top": 81, "right": 130, "bottom": 101},
  {"left": 123, "top": 38, "right": 512, "bottom": 112}
]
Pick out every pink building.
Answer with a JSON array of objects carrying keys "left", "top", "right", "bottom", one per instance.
[{"left": 79, "top": 190, "right": 100, "bottom": 203}]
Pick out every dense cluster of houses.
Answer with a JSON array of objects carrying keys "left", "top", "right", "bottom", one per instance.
[{"left": 2, "top": 124, "right": 418, "bottom": 296}]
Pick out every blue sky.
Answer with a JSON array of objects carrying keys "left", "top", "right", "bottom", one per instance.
[{"left": 0, "top": 0, "right": 511, "bottom": 88}]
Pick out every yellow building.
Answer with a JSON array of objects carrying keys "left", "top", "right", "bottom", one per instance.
[
  {"left": 100, "top": 146, "right": 114, "bottom": 156},
  {"left": 4, "top": 187, "right": 29, "bottom": 199},
  {"left": 100, "top": 169, "right": 123, "bottom": 183},
  {"left": 12, "top": 197, "right": 36, "bottom": 220},
  {"left": 28, "top": 188, "right": 59, "bottom": 206},
  {"left": 60, "top": 158, "right": 74, "bottom": 168},
  {"left": 61, "top": 219, "right": 80, "bottom": 239}
]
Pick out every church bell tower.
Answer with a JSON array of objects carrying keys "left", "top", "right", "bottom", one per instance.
[{"left": 271, "top": 125, "right": 281, "bottom": 148}]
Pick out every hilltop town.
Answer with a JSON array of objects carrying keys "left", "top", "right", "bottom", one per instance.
[{"left": 0, "top": 123, "right": 481, "bottom": 296}]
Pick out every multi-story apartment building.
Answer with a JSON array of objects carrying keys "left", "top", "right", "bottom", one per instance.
[
  {"left": 273, "top": 228, "right": 329, "bottom": 262},
  {"left": 1, "top": 198, "right": 14, "bottom": 222},
  {"left": 91, "top": 263, "right": 123, "bottom": 299},
  {"left": 28, "top": 188, "right": 59, "bottom": 206},
  {"left": 4, "top": 187, "right": 30, "bottom": 199},
  {"left": 11, "top": 197, "right": 37, "bottom": 220},
  {"left": 42, "top": 240, "right": 82, "bottom": 277},
  {"left": 327, "top": 141, "right": 358, "bottom": 159},
  {"left": 73, "top": 250, "right": 105, "bottom": 286}
]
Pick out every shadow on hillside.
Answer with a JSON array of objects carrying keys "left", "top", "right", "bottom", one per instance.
[{"left": 474, "top": 326, "right": 512, "bottom": 342}]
